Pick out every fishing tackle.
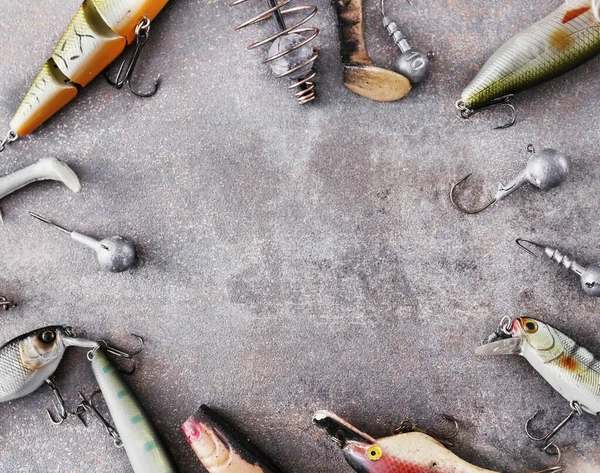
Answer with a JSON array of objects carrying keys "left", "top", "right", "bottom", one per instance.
[
  {"left": 74, "top": 391, "right": 123, "bottom": 447},
  {"left": 230, "top": 0, "right": 319, "bottom": 105},
  {"left": 0, "top": 296, "right": 17, "bottom": 311},
  {"left": 478, "top": 317, "right": 600, "bottom": 451},
  {"left": 381, "top": 0, "right": 431, "bottom": 86},
  {"left": 517, "top": 239, "right": 600, "bottom": 297},
  {"left": 182, "top": 404, "right": 285, "bottom": 473},
  {"left": 87, "top": 346, "right": 178, "bottom": 473},
  {"left": 332, "top": 0, "right": 411, "bottom": 101},
  {"left": 0, "top": 158, "right": 81, "bottom": 221},
  {"left": 457, "top": 0, "right": 600, "bottom": 129},
  {"left": 29, "top": 212, "right": 137, "bottom": 272},
  {"left": 313, "top": 410, "right": 563, "bottom": 473},
  {"left": 450, "top": 145, "right": 570, "bottom": 215},
  {"left": 1, "top": 0, "right": 169, "bottom": 151}
]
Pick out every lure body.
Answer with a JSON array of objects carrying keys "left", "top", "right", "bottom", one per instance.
[
  {"left": 460, "top": 0, "right": 600, "bottom": 110},
  {"left": 182, "top": 405, "right": 284, "bottom": 473},
  {"left": 477, "top": 318, "right": 600, "bottom": 415},
  {"left": 10, "top": 0, "right": 168, "bottom": 137},
  {"left": 90, "top": 347, "right": 177, "bottom": 473},
  {"left": 313, "top": 411, "right": 496, "bottom": 473},
  {"left": 0, "top": 326, "right": 71, "bottom": 403}
]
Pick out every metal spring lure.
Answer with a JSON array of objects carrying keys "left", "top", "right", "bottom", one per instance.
[
  {"left": 1, "top": 0, "right": 169, "bottom": 151},
  {"left": 457, "top": 0, "right": 600, "bottom": 128}
]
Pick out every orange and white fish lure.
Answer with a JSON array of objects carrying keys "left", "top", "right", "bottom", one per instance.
[{"left": 1, "top": 0, "right": 168, "bottom": 151}]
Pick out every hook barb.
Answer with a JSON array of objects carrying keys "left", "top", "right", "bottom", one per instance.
[
  {"left": 525, "top": 401, "right": 582, "bottom": 452},
  {"left": 105, "top": 18, "right": 160, "bottom": 98},
  {"left": 449, "top": 173, "right": 497, "bottom": 215}
]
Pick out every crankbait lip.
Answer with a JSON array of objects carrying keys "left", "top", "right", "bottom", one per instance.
[{"left": 313, "top": 410, "right": 377, "bottom": 448}]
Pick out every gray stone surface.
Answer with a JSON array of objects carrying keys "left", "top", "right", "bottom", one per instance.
[{"left": 0, "top": 0, "right": 599, "bottom": 472}]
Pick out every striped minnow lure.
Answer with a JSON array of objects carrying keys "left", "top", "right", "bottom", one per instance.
[
  {"left": 182, "top": 404, "right": 285, "bottom": 473},
  {"left": 0, "top": 326, "right": 97, "bottom": 403},
  {"left": 313, "top": 410, "right": 563, "bottom": 473},
  {"left": 0, "top": 0, "right": 168, "bottom": 152},
  {"left": 457, "top": 0, "right": 600, "bottom": 128},
  {"left": 89, "top": 346, "right": 177, "bottom": 473},
  {"left": 477, "top": 317, "right": 600, "bottom": 449}
]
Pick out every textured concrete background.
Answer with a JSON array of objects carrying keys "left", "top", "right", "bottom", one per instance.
[{"left": 0, "top": 0, "right": 599, "bottom": 472}]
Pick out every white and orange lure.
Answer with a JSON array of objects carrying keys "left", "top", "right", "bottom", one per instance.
[{"left": 1, "top": 0, "right": 169, "bottom": 151}]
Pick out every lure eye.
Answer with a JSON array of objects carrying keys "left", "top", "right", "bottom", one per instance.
[
  {"left": 39, "top": 330, "right": 56, "bottom": 344},
  {"left": 366, "top": 445, "right": 383, "bottom": 461},
  {"left": 524, "top": 320, "right": 538, "bottom": 334}
]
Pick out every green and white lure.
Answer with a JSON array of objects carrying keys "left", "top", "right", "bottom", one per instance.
[{"left": 458, "top": 0, "right": 600, "bottom": 128}]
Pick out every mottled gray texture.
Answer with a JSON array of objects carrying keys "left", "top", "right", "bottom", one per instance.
[{"left": 0, "top": 0, "right": 599, "bottom": 472}]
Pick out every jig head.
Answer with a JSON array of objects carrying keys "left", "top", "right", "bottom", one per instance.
[
  {"left": 29, "top": 212, "right": 137, "bottom": 272},
  {"left": 516, "top": 239, "right": 600, "bottom": 297},
  {"left": 450, "top": 145, "right": 570, "bottom": 214},
  {"left": 0, "top": 158, "right": 81, "bottom": 222},
  {"left": 381, "top": 0, "right": 432, "bottom": 86}
]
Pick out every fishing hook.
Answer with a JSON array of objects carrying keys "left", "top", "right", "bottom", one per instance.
[
  {"left": 394, "top": 414, "right": 459, "bottom": 446},
  {"left": 530, "top": 444, "right": 565, "bottom": 473},
  {"left": 75, "top": 391, "right": 123, "bottom": 448},
  {"left": 449, "top": 173, "right": 497, "bottom": 214},
  {"left": 105, "top": 18, "right": 160, "bottom": 97},
  {"left": 87, "top": 334, "right": 144, "bottom": 375},
  {"left": 45, "top": 378, "right": 69, "bottom": 425},
  {"left": 0, "top": 296, "right": 16, "bottom": 310},
  {"left": 456, "top": 95, "right": 516, "bottom": 130},
  {"left": 526, "top": 401, "right": 582, "bottom": 452},
  {"left": 0, "top": 130, "right": 18, "bottom": 153}
]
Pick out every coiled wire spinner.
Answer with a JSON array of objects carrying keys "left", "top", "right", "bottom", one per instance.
[{"left": 230, "top": 0, "right": 319, "bottom": 104}]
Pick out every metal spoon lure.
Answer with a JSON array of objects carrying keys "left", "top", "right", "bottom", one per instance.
[
  {"left": 450, "top": 145, "right": 570, "bottom": 214},
  {"left": 29, "top": 212, "right": 137, "bottom": 272},
  {"left": 517, "top": 239, "right": 600, "bottom": 297}
]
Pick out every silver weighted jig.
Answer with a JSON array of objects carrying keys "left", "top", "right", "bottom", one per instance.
[
  {"left": 29, "top": 212, "right": 137, "bottom": 272},
  {"left": 516, "top": 239, "right": 600, "bottom": 297},
  {"left": 450, "top": 145, "right": 570, "bottom": 214},
  {"left": 381, "top": 0, "right": 431, "bottom": 85}
]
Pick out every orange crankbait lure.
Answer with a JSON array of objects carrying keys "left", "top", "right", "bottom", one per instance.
[{"left": 1, "top": 0, "right": 168, "bottom": 151}]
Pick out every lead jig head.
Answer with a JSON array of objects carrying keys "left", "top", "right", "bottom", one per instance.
[
  {"left": 29, "top": 212, "right": 137, "bottom": 273},
  {"left": 450, "top": 145, "right": 570, "bottom": 215},
  {"left": 516, "top": 239, "right": 600, "bottom": 297},
  {"left": 381, "top": 0, "right": 431, "bottom": 86}
]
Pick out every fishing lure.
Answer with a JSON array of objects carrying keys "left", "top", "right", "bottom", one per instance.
[
  {"left": 478, "top": 317, "right": 600, "bottom": 450},
  {"left": 457, "top": 0, "right": 600, "bottom": 128},
  {"left": 313, "top": 410, "right": 563, "bottom": 473},
  {"left": 89, "top": 345, "right": 177, "bottom": 473},
  {"left": 182, "top": 404, "right": 285, "bottom": 473},
  {"left": 0, "top": 326, "right": 95, "bottom": 404},
  {"left": 0, "top": 0, "right": 168, "bottom": 152}
]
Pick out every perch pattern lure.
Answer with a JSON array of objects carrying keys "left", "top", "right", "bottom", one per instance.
[
  {"left": 1, "top": 0, "right": 168, "bottom": 148},
  {"left": 457, "top": 0, "right": 600, "bottom": 124}
]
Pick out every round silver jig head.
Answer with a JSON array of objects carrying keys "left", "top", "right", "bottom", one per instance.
[
  {"left": 450, "top": 145, "right": 570, "bottom": 214},
  {"left": 517, "top": 239, "right": 600, "bottom": 297},
  {"left": 381, "top": 0, "right": 431, "bottom": 85},
  {"left": 29, "top": 212, "right": 137, "bottom": 273}
]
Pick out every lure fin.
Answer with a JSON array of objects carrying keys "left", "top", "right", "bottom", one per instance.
[{"left": 475, "top": 338, "right": 522, "bottom": 356}]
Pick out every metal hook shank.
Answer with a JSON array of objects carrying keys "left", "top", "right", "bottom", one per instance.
[
  {"left": 449, "top": 173, "right": 497, "bottom": 215},
  {"left": 45, "top": 378, "right": 69, "bottom": 425},
  {"left": 456, "top": 96, "right": 516, "bottom": 130},
  {"left": 526, "top": 401, "right": 582, "bottom": 451}
]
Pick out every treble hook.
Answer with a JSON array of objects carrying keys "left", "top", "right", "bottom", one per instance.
[
  {"left": 45, "top": 378, "right": 69, "bottom": 425},
  {"left": 0, "top": 296, "right": 16, "bottom": 310},
  {"left": 87, "top": 334, "right": 145, "bottom": 375},
  {"left": 450, "top": 145, "right": 570, "bottom": 215},
  {"left": 529, "top": 444, "right": 565, "bottom": 473},
  {"left": 526, "top": 401, "right": 582, "bottom": 452},
  {"left": 105, "top": 18, "right": 160, "bottom": 97},
  {"left": 75, "top": 391, "right": 123, "bottom": 448},
  {"left": 394, "top": 414, "right": 459, "bottom": 446},
  {"left": 456, "top": 95, "right": 516, "bottom": 130}
]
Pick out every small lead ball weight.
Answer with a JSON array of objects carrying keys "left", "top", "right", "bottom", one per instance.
[
  {"left": 450, "top": 145, "right": 570, "bottom": 214},
  {"left": 29, "top": 212, "right": 137, "bottom": 273},
  {"left": 517, "top": 239, "right": 600, "bottom": 297}
]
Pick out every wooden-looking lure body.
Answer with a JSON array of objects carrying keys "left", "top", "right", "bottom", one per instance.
[
  {"left": 90, "top": 347, "right": 177, "bottom": 473},
  {"left": 459, "top": 0, "right": 600, "bottom": 112},
  {"left": 477, "top": 317, "right": 600, "bottom": 416},
  {"left": 10, "top": 0, "right": 168, "bottom": 137},
  {"left": 313, "top": 411, "right": 496, "bottom": 473},
  {"left": 182, "top": 405, "right": 284, "bottom": 473}
]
